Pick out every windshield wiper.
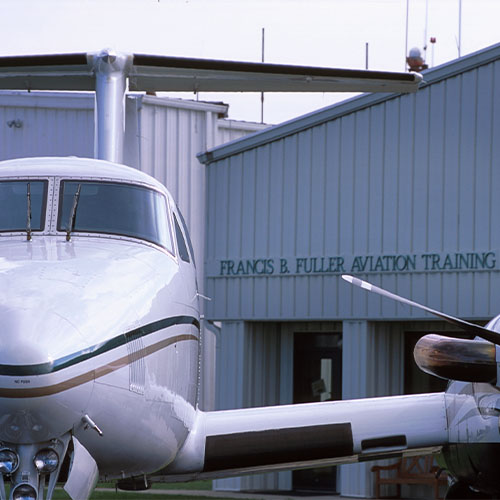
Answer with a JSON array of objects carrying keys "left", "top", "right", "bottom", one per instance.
[
  {"left": 66, "top": 183, "right": 82, "bottom": 241},
  {"left": 26, "top": 182, "right": 32, "bottom": 241}
]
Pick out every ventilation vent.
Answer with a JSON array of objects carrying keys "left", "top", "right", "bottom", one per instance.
[{"left": 126, "top": 331, "right": 146, "bottom": 394}]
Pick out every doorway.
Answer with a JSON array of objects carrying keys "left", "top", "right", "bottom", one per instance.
[{"left": 292, "top": 331, "right": 342, "bottom": 493}]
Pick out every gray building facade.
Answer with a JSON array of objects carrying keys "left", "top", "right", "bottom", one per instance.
[{"left": 199, "top": 44, "right": 500, "bottom": 497}]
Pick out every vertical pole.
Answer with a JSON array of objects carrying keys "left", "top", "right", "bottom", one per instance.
[
  {"left": 90, "top": 50, "right": 132, "bottom": 164},
  {"left": 424, "top": 0, "right": 429, "bottom": 59},
  {"left": 365, "top": 42, "right": 369, "bottom": 70},
  {"left": 405, "top": 0, "right": 410, "bottom": 70},
  {"left": 458, "top": 0, "right": 462, "bottom": 57},
  {"left": 261, "top": 27, "right": 265, "bottom": 124}
]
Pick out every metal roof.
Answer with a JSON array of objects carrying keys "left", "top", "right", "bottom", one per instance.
[{"left": 198, "top": 42, "right": 500, "bottom": 165}]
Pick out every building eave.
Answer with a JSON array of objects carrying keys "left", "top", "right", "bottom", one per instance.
[{"left": 198, "top": 42, "right": 500, "bottom": 165}]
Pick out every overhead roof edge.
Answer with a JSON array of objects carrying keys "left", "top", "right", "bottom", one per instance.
[{"left": 198, "top": 42, "right": 500, "bottom": 165}]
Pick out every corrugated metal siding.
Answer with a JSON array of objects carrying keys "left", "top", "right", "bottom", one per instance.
[
  {"left": 216, "top": 119, "right": 268, "bottom": 144},
  {"left": 215, "top": 321, "right": 295, "bottom": 411},
  {"left": 0, "top": 93, "right": 94, "bottom": 160},
  {"left": 205, "top": 57, "right": 500, "bottom": 322},
  {"left": 214, "top": 320, "right": 292, "bottom": 492},
  {"left": 137, "top": 99, "right": 216, "bottom": 291},
  {"left": 340, "top": 320, "right": 403, "bottom": 497}
]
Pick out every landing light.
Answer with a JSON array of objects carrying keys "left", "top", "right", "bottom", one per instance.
[
  {"left": 12, "top": 483, "right": 37, "bottom": 500},
  {"left": 33, "top": 449, "right": 59, "bottom": 474},
  {"left": 0, "top": 448, "right": 19, "bottom": 474}
]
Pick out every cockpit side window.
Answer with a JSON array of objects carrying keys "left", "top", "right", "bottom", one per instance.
[
  {"left": 176, "top": 207, "right": 196, "bottom": 266},
  {"left": 57, "top": 180, "right": 174, "bottom": 251},
  {"left": 173, "top": 213, "right": 190, "bottom": 263},
  {"left": 0, "top": 180, "right": 47, "bottom": 232}
]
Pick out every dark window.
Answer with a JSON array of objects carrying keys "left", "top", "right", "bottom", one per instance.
[
  {"left": 0, "top": 180, "right": 47, "bottom": 232},
  {"left": 176, "top": 207, "right": 195, "bottom": 266},
  {"left": 57, "top": 181, "right": 173, "bottom": 251},
  {"left": 174, "top": 214, "right": 190, "bottom": 263},
  {"left": 293, "top": 332, "right": 342, "bottom": 493}
]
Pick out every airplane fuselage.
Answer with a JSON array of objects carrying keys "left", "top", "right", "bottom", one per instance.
[{"left": 0, "top": 157, "right": 200, "bottom": 494}]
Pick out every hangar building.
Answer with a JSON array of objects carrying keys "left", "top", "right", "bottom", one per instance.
[{"left": 198, "top": 43, "right": 500, "bottom": 497}]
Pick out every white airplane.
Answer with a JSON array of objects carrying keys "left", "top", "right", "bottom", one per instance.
[{"left": 0, "top": 49, "right": 494, "bottom": 500}]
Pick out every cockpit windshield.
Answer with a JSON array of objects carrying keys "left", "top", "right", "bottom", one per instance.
[
  {"left": 57, "top": 181, "right": 174, "bottom": 251},
  {"left": 0, "top": 180, "right": 47, "bottom": 232}
]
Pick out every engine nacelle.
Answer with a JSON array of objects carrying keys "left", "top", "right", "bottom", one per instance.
[{"left": 414, "top": 334, "right": 496, "bottom": 383}]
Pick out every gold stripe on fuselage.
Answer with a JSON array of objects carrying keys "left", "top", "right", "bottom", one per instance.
[{"left": 0, "top": 333, "right": 198, "bottom": 398}]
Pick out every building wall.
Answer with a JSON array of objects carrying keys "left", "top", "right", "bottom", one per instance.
[
  {"left": 0, "top": 92, "right": 95, "bottom": 159},
  {"left": 217, "top": 118, "right": 267, "bottom": 144},
  {"left": 204, "top": 50, "right": 500, "bottom": 323},
  {"left": 201, "top": 45, "right": 500, "bottom": 496}
]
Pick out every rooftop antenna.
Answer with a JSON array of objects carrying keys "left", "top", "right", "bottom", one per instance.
[
  {"left": 423, "top": 0, "right": 429, "bottom": 58},
  {"left": 430, "top": 37, "right": 436, "bottom": 67},
  {"left": 458, "top": 0, "right": 462, "bottom": 57},
  {"left": 261, "top": 27, "right": 265, "bottom": 124},
  {"left": 404, "top": 0, "right": 410, "bottom": 70}
]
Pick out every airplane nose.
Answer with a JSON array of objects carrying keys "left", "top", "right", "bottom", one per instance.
[
  {"left": 0, "top": 306, "right": 93, "bottom": 443},
  {"left": 0, "top": 305, "right": 86, "bottom": 366}
]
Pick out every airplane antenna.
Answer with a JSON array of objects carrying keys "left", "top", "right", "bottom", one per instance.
[{"left": 26, "top": 182, "right": 32, "bottom": 241}]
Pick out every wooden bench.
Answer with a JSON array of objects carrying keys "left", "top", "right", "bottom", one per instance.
[{"left": 371, "top": 455, "right": 448, "bottom": 499}]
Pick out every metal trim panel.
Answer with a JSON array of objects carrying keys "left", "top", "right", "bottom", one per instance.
[{"left": 204, "top": 423, "right": 353, "bottom": 472}]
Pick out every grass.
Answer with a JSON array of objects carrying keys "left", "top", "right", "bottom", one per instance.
[
  {"left": 53, "top": 493, "right": 225, "bottom": 500},
  {"left": 152, "top": 481, "right": 212, "bottom": 490},
  {"left": 47, "top": 480, "right": 226, "bottom": 500},
  {"left": 6, "top": 480, "right": 221, "bottom": 500}
]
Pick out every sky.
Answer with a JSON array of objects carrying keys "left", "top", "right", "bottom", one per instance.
[{"left": 0, "top": 0, "right": 500, "bottom": 124}]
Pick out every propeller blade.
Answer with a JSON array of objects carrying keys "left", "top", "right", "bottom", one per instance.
[{"left": 341, "top": 274, "right": 500, "bottom": 346}]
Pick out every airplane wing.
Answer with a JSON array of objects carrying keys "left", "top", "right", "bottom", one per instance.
[
  {"left": 161, "top": 392, "right": 447, "bottom": 481},
  {"left": 129, "top": 54, "right": 422, "bottom": 93},
  {"left": 0, "top": 51, "right": 422, "bottom": 94},
  {"left": 0, "top": 54, "right": 93, "bottom": 90}
]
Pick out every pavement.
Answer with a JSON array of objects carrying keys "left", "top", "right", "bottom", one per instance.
[{"left": 96, "top": 488, "right": 360, "bottom": 499}]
